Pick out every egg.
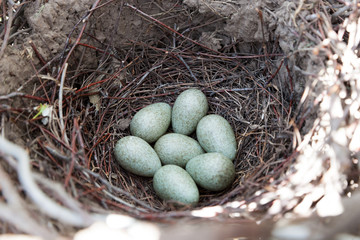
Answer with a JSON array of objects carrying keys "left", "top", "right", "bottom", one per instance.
[
  {"left": 172, "top": 89, "right": 208, "bottom": 135},
  {"left": 153, "top": 165, "right": 199, "bottom": 205},
  {"left": 154, "top": 133, "right": 204, "bottom": 167},
  {"left": 196, "top": 114, "right": 237, "bottom": 160},
  {"left": 130, "top": 102, "right": 171, "bottom": 143},
  {"left": 114, "top": 136, "right": 161, "bottom": 177},
  {"left": 186, "top": 153, "right": 235, "bottom": 191}
]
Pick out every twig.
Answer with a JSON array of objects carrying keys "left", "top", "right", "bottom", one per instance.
[
  {"left": 56, "top": 0, "right": 102, "bottom": 81},
  {"left": 177, "top": 55, "right": 198, "bottom": 82},
  {"left": 59, "top": 63, "right": 69, "bottom": 145},
  {"left": 124, "top": 3, "right": 220, "bottom": 53},
  {"left": 332, "top": 5, "right": 351, "bottom": 19},
  {"left": 0, "top": 137, "right": 96, "bottom": 227},
  {"left": 0, "top": 3, "right": 13, "bottom": 58},
  {"left": 8, "top": 27, "right": 31, "bottom": 41},
  {"left": 0, "top": 163, "right": 56, "bottom": 238},
  {"left": 32, "top": 173, "right": 87, "bottom": 213},
  {"left": 0, "top": 203, "right": 55, "bottom": 238},
  {"left": 0, "top": 92, "right": 25, "bottom": 100},
  {"left": 43, "top": 144, "right": 159, "bottom": 212},
  {"left": 29, "top": 40, "right": 49, "bottom": 73}
]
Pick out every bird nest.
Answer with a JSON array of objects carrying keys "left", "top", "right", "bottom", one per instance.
[{"left": 0, "top": 0, "right": 359, "bottom": 238}]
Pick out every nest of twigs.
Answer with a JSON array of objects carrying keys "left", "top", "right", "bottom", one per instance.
[
  {"left": 0, "top": 0, "right": 359, "bottom": 239},
  {"left": 21, "top": 7, "right": 293, "bottom": 213}
]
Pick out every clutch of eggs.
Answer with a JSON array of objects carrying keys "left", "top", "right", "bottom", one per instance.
[{"left": 114, "top": 89, "right": 237, "bottom": 205}]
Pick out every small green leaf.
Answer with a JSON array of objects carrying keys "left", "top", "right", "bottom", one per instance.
[{"left": 33, "top": 104, "right": 48, "bottom": 119}]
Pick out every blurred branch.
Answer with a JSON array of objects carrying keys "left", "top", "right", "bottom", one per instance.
[
  {"left": 0, "top": 2, "right": 13, "bottom": 58},
  {"left": 0, "top": 163, "right": 55, "bottom": 238},
  {"left": 0, "top": 137, "right": 97, "bottom": 227}
]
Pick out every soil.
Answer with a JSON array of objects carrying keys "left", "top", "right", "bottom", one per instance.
[{"left": 1, "top": 0, "right": 312, "bottom": 96}]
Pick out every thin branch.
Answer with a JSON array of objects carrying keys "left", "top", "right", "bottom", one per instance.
[
  {"left": 59, "top": 63, "right": 69, "bottom": 145},
  {"left": 0, "top": 3, "right": 13, "bottom": 58},
  {"left": 0, "top": 137, "right": 96, "bottom": 227},
  {"left": 0, "top": 164, "right": 56, "bottom": 238}
]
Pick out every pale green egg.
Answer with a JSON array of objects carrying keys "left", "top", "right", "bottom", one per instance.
[
  {"left": 154, "top": 133, "right": 204, "bottom": 167},
  {"left": 153, "top": 165, "right": 199, "bottom": 205},
  {"left": 114, "top": 136, "right": 161, "bottom": 177},
  {"left": 196, "top": 114, "right": 237, "bottom": 160},
  {"left": 186, "top": 153, "right": 235, "bottom": 191},
  {"left": 172, "top": 89, "right": 208, "bottom": 135},
  {"left": 130, "top": 102, "right": 171, "bottom": 143}
]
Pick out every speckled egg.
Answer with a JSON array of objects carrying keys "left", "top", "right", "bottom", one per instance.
[
  {"left": 196, "top": 114, "right": 237, "bottom": 160},
  {"left": 130, "top": 102, "right": 171, "bottom": 143},
  {"left": 114, "top": 136, "right": 161, "bottom": 177},
  {"left": 153, "top": 165, "right": 199, "bottom": 205},
  {"left": 154, "top": 133, "right": 204, "bottom": 167},
  {"left": 172, "top": 89, "right": 208, "bottom": 135},
  {"left": 186, "top": 153, "right": 235, "bottom": 191}
]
